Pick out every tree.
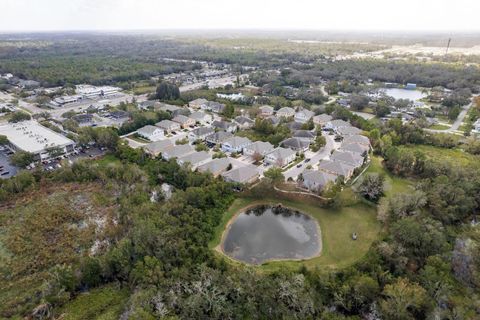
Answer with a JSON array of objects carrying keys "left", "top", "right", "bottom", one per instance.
[
  {"left": 9, "top": 111, "right": 31, "bottom": 123},
  {"left": 380, "top": 278, "right": 431, "bottom": 320},
  {"left": 46, "top": 146, "right": 64, "bottom": 159},
  {"left": 349, "top": 95, "right": 369, "bottom": 111},
  {"left": 222, "top": 104, "right": 235, "bottom": 118},
  {"left": 355, "top": 173, "right": 385, "bottom": 202},
  {"left": 311, "top": 135, "right": 326, "bottom": 152},
  {"left": 10, "top": 151, "right": 35, "bottom": 168},
  {"left": 264, "top": 167, "right": 284, "bottom": 184},
  {"left": 0, "top": 135, "right": 8, "bottom": 145},
  {"left": 155, "top": 81, "right": 180, "bottom": 100}
]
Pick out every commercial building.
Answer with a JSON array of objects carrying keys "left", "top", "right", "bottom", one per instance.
[{"left": 0, "top": 121, "right": 75, "bottom": 160}]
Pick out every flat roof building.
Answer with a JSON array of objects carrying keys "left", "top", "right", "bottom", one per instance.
[{"left": 0, "top": 121, "right": 75, "bottom": 160}]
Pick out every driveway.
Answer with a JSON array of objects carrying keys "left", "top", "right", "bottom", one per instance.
[{"left": 283, "top": 134, "right": 335, "bottom": 181}]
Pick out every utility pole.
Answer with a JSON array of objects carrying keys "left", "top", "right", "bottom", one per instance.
[{"left": 445, "top": 38, "right": 451, "bottom": 56}]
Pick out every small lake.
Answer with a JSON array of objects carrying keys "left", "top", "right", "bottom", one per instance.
[
  {"left": 221, "top": 204, "right": 321, "bottom": 264},
  {"left": 382, "top": 88, "right": 426, "bottom": 101}
]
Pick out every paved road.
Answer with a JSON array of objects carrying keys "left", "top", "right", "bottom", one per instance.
[
  {"left": 283, "top": 134, "right": 335, "bottom": 181},
  {"left": 427, "top": 96, "right": 477, "bottom": 134}
]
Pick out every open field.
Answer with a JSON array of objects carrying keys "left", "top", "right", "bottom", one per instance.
[
  {"left": 363, "top": 156, "right": 414, "bottom": 197},
  {"left": 401, "top": 144, "right": 480, "bottom": 168}
]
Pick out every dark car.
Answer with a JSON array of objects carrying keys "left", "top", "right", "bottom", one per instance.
[
  {"left": 305, "top": 158, "right": 311, "bottom": 163},
  {"left": 296, "top": 164, "right": 302, "bottom": 168}
]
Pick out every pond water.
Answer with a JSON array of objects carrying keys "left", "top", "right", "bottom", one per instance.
[
  {"left": 382, "top": 88, "right": 426, "bottom": 101},
  {"left": 221, "top": 204, "right": 321, "bottom": 264}
]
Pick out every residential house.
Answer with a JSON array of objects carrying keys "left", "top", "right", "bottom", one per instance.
[
  {"left": 212, "top": 120, "right": 237, "bottom": 133},
  {"left": 259, "top": 105, "right": 274, "bottom": 117},
  {"left": 188, "top": 127, "right": 215, "bottom": 142},
  {"left": 301, "top": 170, "right": 337, "bottom": 192},
  {"left": 234, "top": 116, "right": 254, "bottom": 129},
  {"left": 337, "top": 126, "right": 362, "bottom": 136},
  {"left": 202, "top": 101, "right": 226, "bottom": 113},
  {"left": 177, "top": 151, "right": 212, "bottom": 170},
  {"left": 158, "top": 103, "right": 181, "bottom": 114},
  {"left": 156, "top": 120, "right": 181, "bottom": 133},
  {"left": 205, "top": 131, "right": 234, "bottom": 145},
  {"left": 293, "top": 130, "right": 316, "bottom": 142},
  {"left": 221, "top": 136, "right": 252, "bottom": 153},
  {"left": 318, "top": 160, "right": 355, "bottom": 180},
  {"left": 143, "top": 139, "right": 173, "bottom": 157},
  {"left": 243, "top": 141, "right": 274, "bottom": 158},
  {"left": 405, "top": 83, "right": 417, "bottom": 90},
  {"left": 294, "top": 109, "right": 315, "bottom": 123},
  {"left": 189, "top": 111, "right": 212, "bottom": 125},
  {"left": 137, "top": 125, "right": 165, "bottom": 141},
  {"left": 197, "top": 158, "right": 231, "bottom": 177},
  {"left": 286, "top": 121, "right": 303, "bottom": 131},
  {"left": 189, "top": 98, "right": 208, "bottom": 109},
  {"left": 277, "top": 107, "right": 295, "bottom": 118},
  {"left": 281, "top": 137, "right": 310, "bottom": 152},
  {"left": 331, "top": 150, "right": 364, "bottom": 168},
  {"left": 222, "top": 165, "right": 259, "bottom": 184},
  {"left": 339, "top": 142, "right": 369, "bottom": 156},
  {"left": 313, "top": 114, "right": 333, "bottom": 126},
  {"left": 172, "top": 114, "right": 195, "bottom": 129},
  {"left": 343, "top": 135, "right": 371, "bottom": 147},
  {"left": 162, "top": 144, "right": 194, "bottom": 161},
  {"left": 264, "top": 147, "right": 296, "bottom": 167},
  {"left": 265, "top": 115, "right": 280, "bottom": 126},
  {"left": 325, "top": 119, "right": 350, "bottom": 131}
]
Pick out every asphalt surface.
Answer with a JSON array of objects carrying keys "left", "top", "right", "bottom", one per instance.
[
  {"left": 0, "top": 150, "right": 18, "bottom": 179},
  {"left": 283, "top": 134, "right": 335, "bottom": 181}
]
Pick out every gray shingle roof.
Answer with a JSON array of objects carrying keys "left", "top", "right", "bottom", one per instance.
[
  {"left": 243, "top": 141, "right": 274, "bottom": 154},
  {"left": 144, "top": 139, "right": 173, "bottom": 155},
  {"left": 318, "top": 160, "right": 354, "bottom": 177},
  {"left": 331, "top": 150, "right": 364, "bottom": 167},
  {"left": 177, "top": 151, "right": 211, "bottom": 166},
  {"left": 162, "top": 144, "right": 194, "bottom": 159},
  {"left": 222, "top": 165, "right": 259, "bottom": 184},
  {"left": 281, "top": 137, "right": 310, "bottom": 150},
  {"left": 197, "top": 158, "right": 231, "bottom": 175},
  {"left": 343, "top": 135, "right": 370, "bottom": 146},
  {"left": 138, "top": 125, "right": 161, "bottom": 135}
]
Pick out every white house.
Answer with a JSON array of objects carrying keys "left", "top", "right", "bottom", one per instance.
[
  {"left": 277, "top": 107, "right": 295, "bottom": 118},
  {"left": 221, "top": 136, "right": 252, "bottom": 153},
  {"left": 243, "top": 141, "right": 274, "bottom": 158},
  {"left": 294, "top": 109, "right": 315, "bottom": 123},
  {"left": 137, "top": 125, "right": 165, "bottom": 141},
  {"left": 264, "top": 147, "right": 296, "bottom": 167}
]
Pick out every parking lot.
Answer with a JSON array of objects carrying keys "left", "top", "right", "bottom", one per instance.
[{"left": 0, "top": 148, "right": 18, "bottom": 179}]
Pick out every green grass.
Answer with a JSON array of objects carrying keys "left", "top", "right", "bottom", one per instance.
[
  {"left": 429, "top": 123, "right": 451, "bottom": 130},
  {"left": 56, "top": 285, "right": 129, "bottom": 320},
  {"left": 364, "top": 156, "right": 413, "bottom": 198},
  {"left": 211, "top": 195, "right": 380, "bottom": 271},
  {"left": 96, "top": 154, "right": 122, "bottom": 167},
  {"left": 401, "top": 145, "right": 480, "bottom": 169}
]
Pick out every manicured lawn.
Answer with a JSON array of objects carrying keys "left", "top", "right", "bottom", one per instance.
[
  {"left": 56, "top": 285, "right": 129, "bottom": 320},
  {"left": 429, "top": 124, "right": 451, "bottom": 130},
  {"left": 96, "top": 154, "right": 122, "bottom": 167},
  {"left": 211, "top": 196, "right": 381, "bottom": 271}
]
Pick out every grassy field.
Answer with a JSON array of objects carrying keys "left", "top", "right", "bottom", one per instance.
[
  {"left": 56, "top": 285, "right": 129, "bottom": 320},
  {"left": 401, "top": 145, "right": 480, "bottom": 168},
  {"left": 429, "top": 123, "right": 451, "bottom": 130},
  {"left": 363, "top": 156, "right": 413, "bottom": 197},
  {"left": 210, "top": 195, "right": 380, "bottom": 271}
]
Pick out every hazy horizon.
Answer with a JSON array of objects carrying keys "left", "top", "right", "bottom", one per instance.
[{"left": 2, "top": 0, "right": 480, "bottom": 33}]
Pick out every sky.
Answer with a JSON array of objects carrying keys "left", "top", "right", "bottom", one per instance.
[{"left": 1, "top": 0, "right": 479, "bottom": 32}]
